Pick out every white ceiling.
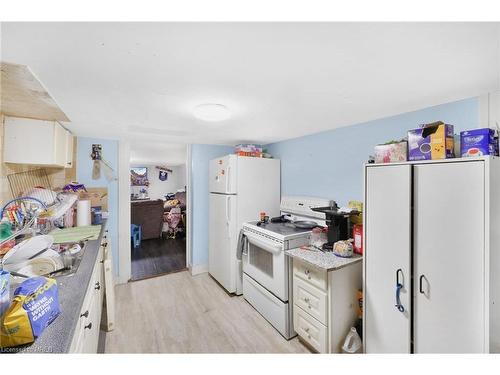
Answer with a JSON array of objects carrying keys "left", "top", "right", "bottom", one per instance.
[
  {"left": 130, "top": 142, "right": 186, "bottom": 166},
  {"left": 1, "top": 22, "right": 499, "bottom": 147}
]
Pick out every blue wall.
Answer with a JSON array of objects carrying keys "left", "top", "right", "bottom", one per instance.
[
  {"left": 266, "top": 97, "right": 480, "bottom": 205},
  {"left": 76, "top": 137, "right": 119, "bottom": 275},
  {"left": 190, "top": 144, "right": 233, "bottom": 266}
]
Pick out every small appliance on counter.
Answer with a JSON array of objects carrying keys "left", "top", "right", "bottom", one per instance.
[{"left": 311, "top": 202, "right": 361, "bottom": 251}]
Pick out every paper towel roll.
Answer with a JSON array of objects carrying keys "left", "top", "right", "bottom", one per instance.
[{"left": 77, "top": 199, "right": 92, "bottom": 227}]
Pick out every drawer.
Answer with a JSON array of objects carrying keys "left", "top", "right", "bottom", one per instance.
[
  {"left": 293, "top": 259, "right": 327, "bottom": 291},
  {"left": 294, "top": 304, "right": 327, "bottom": 353},
  {"left": 293, "top": 276, "right": 327, "bottom": 324},
  {"left": 69, "top": 254, "right": 102, "bottom": 353}
]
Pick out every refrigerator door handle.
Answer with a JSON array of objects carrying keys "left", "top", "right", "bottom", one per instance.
[
  {"left": 226, "top": 196, "right": 231, "bottom": 234},
  {"left": 395, "top": 268, "right": 405, "bottom": 312},
  {"left": 226, "top": 166, "right": 231, "bottom": 192}
]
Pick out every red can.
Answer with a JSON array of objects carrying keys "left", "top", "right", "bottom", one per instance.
[{"left": 353, "top": 224, "right": 363, "bottom": 254}]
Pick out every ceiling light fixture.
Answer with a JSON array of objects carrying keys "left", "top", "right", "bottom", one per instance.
[{"left": 193, "top": 103, "right": 231, "bottom": 122}]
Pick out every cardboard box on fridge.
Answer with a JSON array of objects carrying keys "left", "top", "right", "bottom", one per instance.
[{"left": 78, "top": 187, "right": 108, "bottom": 211}]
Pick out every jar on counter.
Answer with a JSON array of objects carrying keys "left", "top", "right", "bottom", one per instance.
[{"left": 310, "top": 227, "right": 328, "bottom": 248}]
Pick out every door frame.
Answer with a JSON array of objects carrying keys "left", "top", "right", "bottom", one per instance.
[{"left": 117, "top": 140, "right": 191, "bottom": 284}]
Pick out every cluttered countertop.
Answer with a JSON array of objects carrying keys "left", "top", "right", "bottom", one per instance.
[
  {"left": 286, "top": 246, "right": 362, "bottom": 271},
  {"left": 1, "top": 220, "right": 107, "bottom": 353}
]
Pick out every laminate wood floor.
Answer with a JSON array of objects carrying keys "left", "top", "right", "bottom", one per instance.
[
  {"left": 105, "top": 271, "right": 311, "bottom": 353},
  {"left": 131, "top": 237, "right": 186, "bottom": 281}
]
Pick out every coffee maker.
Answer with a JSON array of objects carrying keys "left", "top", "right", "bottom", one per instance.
[{"left": 312, "top": 202, "right": 360, "bottom": 251}]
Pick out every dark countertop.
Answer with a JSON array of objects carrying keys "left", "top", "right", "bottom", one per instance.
[{"left": 10, "top": 220, "right": 107, "bottom": 353}]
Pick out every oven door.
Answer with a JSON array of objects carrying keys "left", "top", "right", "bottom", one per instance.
[{"left": 243, "top": 232, "right": 288, "bottom": 301}]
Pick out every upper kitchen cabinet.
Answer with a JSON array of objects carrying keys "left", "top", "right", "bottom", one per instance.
[{"left": 3, "top": 116, "right": 74, "bottom": 168}]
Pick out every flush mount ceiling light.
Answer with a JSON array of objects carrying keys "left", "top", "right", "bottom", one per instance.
[{"left": 193, "top": 103, "right": 231, "bottom": 122}]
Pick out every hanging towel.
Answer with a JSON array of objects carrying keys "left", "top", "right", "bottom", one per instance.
[{"left": 236, "top": 229, "right": 248, "bottom": 261}]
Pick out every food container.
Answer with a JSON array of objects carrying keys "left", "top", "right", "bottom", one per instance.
[
  {"left": 333, "top": 239, "right": 354, "bottom": 258},
  {"left": 348, "top": 201, "right": 363, "bottom": 225},
  {"left": 374, "top": 141, "right": 407, "bottom": 163},
  {"left": 356, "top": 289, "right": 363, "bottom": 319},
  {"left": 408, "top": 122, "right": 454, "bottom": 161},
  {"left": 353, "top": 224, "right": 363, "bottom": 254},
  {"left": 460, "top": 128, "right": 498, "bottom": 157},
  {"left": 310, "top": 227, "right": 328, "bottom": 248},
  {"left": 235, "top": 144, "right": 263, "bottom": 157}
]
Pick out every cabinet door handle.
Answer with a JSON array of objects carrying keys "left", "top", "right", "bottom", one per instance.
[
  {"left": 95, "top": 282, "right": 101, "bottom": 290},
  {"left": 395, "top": 268, "right": 404, "bottom": 312},
  {"left": 419, "top": 274, "right": 427, "bottom": 295},
  {"left": 84, "top": 322, "right": 93, "bottom": 330},
  {"left": 80, "top": 310, "right": 89, "bottom": 318}
]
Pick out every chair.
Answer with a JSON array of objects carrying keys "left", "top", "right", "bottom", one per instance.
[{"left": 131, "top": 224, "right": 142, "bottom": 248}]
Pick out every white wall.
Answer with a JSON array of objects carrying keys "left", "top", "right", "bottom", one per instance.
[{"left": 131, "top": 164, "right": 186, "bottom": 200}]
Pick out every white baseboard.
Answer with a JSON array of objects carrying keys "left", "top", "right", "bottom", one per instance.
[{"left": 190, "top": 264, "right": 208, "bottom": 276}]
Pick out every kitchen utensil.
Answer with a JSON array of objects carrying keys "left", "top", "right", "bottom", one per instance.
[
  {"left": 2, "top": 235, "right": 54, "bottom": 265},
  {"left": 28, "top": 247, "right": 49, "bottom": 260},
  {"left": 46, "top": 267, "right": 71, "bottom": 277},
  {"left": 8, "top": 270, "right": 30, "bottom": 278}
]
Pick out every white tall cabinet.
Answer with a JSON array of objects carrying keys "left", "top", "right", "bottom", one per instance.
[{"left": 363, "top": 157, "right": 500, "bottom": 353}]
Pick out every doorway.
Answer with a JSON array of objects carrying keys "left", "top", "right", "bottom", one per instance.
[{"left": 129, "top": 144, "right": 188, "bottom": 281}]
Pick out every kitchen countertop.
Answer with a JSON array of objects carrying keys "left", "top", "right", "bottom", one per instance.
[
  {"left": 285, "top": 246, "right": 362, "bottom": 271},
  {"left": 6, "top": 220, "right": 108, "bottom": 353}
]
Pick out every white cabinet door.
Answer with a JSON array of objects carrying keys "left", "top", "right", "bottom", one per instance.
[
  {"left": 208, "top": 193, "right": 237, "bottom": 292},
  {"left": 53, "top": 122, "right": 67, "bottom": 166},
  {"left": 3, "top": 117, "right": 56, "bottom": 165},
  {"left": 414, "top": 161, "right": 485, "bottom": 353},
  {"left": 65, "top": 131, "right": 74, "bottom": 168},
  {"left": 3, "top": 116, "right": 71, "bottom": 167},
  {"left": 365, "top": 165, "right": 412, "bottom": 353}
]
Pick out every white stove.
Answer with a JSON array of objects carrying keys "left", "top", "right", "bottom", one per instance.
[{"left": 241, "top": 196, "right": 332, "bottom": 339}]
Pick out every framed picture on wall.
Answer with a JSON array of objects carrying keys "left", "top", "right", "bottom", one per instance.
[{"left": 131, "top": 167, "right": 149, "bottom": 186}]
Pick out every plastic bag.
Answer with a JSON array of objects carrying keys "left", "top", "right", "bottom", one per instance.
[
  {"left": 0, "top": 271, "right": 9, "bottom": 317},
  {"left": 0, "top": 276, "right": 60, "bottom": 348}
]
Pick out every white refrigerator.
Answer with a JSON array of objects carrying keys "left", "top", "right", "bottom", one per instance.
[{"left": 209, "top": 154, "right": 280, "bottom": 295}]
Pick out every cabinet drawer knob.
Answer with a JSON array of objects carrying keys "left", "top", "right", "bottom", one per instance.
[
  {"left": 80, "top": 310, "right": 89, "bottom": 318},
  {"left": 84, "top": 322, "right": 93, "bottom": 330},
  {"left": 303, "top": 297, "right": 310, "bottom": 303},
  {"left": 95, "top": 282, "right": 101, "bottom": 290},
  {"left": 305, "top": 327, "right": 310, "bottom": 332},
  {"left": 304, "top": 269, "right": 310, "bottom": 275}
]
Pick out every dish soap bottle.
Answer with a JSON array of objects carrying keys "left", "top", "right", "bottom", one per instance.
[{"left": 342, "top": 327, "right": 362, "bottom": 354}]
